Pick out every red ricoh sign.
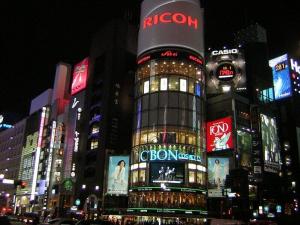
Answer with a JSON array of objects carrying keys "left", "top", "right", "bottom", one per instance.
[
  {"left": 71, "top": 58, "right": 89, "bottom": 95},
  {"left": 143, "top": 12, "right": 198, "bottom": 30},
  {"left": 206, "top": 117, "right": 233, "bottom": 152}
]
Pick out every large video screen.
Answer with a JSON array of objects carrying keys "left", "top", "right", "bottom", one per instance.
[
  {"left": 208, "top": 157, "right": 230, "bottom": 197},
  {"left": 206, "top": 47, "right": 246, "bottom": 94},
  {"left": 237, "top": 130, "right": 252, "bottom": 168},
  {"left": 207, "top": 117, "right": 233, "bottom": 152},
  {"left": 149, "top": 162, "right": 184, "bottom": 185},
  {"left": 260, "top": 114, "right": 281, "bottom": 173},
  {"left": 269, "top": 54, "right": 292, "bottom": 100},
  {"left": 107, "top": 156, "right": 129, "bottom": 195}
]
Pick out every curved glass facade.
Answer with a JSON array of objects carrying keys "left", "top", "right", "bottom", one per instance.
[{"left": 129, "top": 48, "right": 207, "bottom": 216}]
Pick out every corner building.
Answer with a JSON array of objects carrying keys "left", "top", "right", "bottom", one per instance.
[{"left": 128, "top": 0, "right": 207, "bottom": 223}]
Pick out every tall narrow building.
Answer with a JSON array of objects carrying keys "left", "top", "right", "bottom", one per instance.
[{"left": 128, "top": 0, "right": 207, "bottom": 223}]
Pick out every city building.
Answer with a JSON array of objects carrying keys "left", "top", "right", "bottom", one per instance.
[
  {"left": 128, "top": 0, "right": 207, "bottom": 224},
  {"left": 0, "top": 118, "right": 26, "bottom": 212}
]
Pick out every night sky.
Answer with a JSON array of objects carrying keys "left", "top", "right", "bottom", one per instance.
[{"left": 1, "top": 0, "right": 300, "bottom": 122}]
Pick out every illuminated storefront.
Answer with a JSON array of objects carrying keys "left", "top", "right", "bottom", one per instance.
[{"left": 129, "top": 0, "right": 207, "bottom": 221}]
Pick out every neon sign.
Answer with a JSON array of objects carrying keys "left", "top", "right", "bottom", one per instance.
[
  {"left": 143, "top": 12, "right": 198, "bottom": 30},
  {"left": 71, "top": 58, "right": 89, "bottom": 95},
  {"left": 140, "top": 149, "right": 201, "bottom": 162}
]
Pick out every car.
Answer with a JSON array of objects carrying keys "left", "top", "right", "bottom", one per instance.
[
  {"left": 40, "top": 218, "right": 76, "bottom": 225},
  {"left": 75, "top": 220, "right": 113, "bottom": 225},
  {"left": 0, "top": 215, "right": 25, "bottom": 225}
]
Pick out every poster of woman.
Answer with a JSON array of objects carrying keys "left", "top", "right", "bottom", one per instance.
[
  {"left": 208, "top": 157, "right": 229, "bottom": 197},
  {"left": 107, "top": 156, "right": 129, "bottom": 195}
]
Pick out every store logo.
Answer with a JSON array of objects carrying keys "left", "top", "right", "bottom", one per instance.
[
  {"left": 161, "top": 50, "right": 178, "bottom": 57},
  {"left": 212, "top": 49, "right": 238, "bottom": 56},
  {"left": 143, "top": 12, "right": 198, "bottom": 30},
  {"left": 290, "top": 58, "right": 300, "bottom": 74},
  {"left": 140, "top": 149, "right": 201, "bottom": 162},
  {"left": 209, "top": 122, "right": 229, "bottom": 136}
]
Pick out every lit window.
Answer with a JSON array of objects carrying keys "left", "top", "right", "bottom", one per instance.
[
  {"left": 160, "top": 78, "right": 168, "bottom": 91},
  {"left": 150, "top": 77, "right": 159, "bottom": 92},
  {"left": 169, "top": 77, "right": 179, "bottom": 91},
  {"left": 91, "top": 126, "right": 100, "bottom": 134},
  {"left": 179, "top": 79, "right": 187, "bottom": 92},
  {"left": 140, "top": 170, "right": 146, "bottom": 182},
  {"left": 189, "top": 171, "right": 195, "bottom": 183},
  {"left": 144, "top": 80, "right": 149, "bottom": 94},
  {"left": 91, "top": 140, "right": 99, "bottom": 150},
  {"left": 188, "top": 163, "right": 196, "bottom": 170}
]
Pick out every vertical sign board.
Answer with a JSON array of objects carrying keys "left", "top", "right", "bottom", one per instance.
[
  {"left": 206, "top": 117, "right": 233, "bottom": 152},
  {"left": 260, "top": 114, "right": 281, "bottom": 173},
  {"left": 71, "top": 58, "right": 89, "bottom": 96},
  {"left": 269, "top": 54, "right": 292, "bottom": 100}
]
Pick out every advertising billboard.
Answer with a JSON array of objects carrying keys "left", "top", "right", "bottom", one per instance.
[
  {"left": 149, "top": 162, "right": 184, "bottom": 184},
  {"left": 208, "top": 157, "right": 230, "bottom": 197},
  {"left": 260, "top": 114, "right": 281, "bottom": 173},
  {"left": 71, "top": 57, "right": 89, "bottom": 95},
  {"left": 206, "top": 48, "right": 246, "bottom": 94},
  {"left": 237, "top": 130, "right": 252, "bottom": 169},
  {"left": 107, "top": 156, "right": 129, "bottom": 195},
  {"left": 206, "top": 117, "right": 233, "bottom": 152},
  {"left": 138, "top": 0, "right": 204, "bottom": 57},
  {"left": 269, "top": 54, "right": 292, "bottom": 100}
]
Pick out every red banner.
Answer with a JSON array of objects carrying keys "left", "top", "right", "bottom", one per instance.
[{"left": 71, "top": 58, "right": 89, "bottom": 95}]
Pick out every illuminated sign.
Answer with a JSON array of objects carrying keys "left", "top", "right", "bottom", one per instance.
[
  {"left": 260, "top": 114, "right": 281, "bottom": 173},
  {"left": 0, "top": 124, "right": 13, "bottom": 129},
  {"left": 106, "top": 156, "right": 129, "bottom": 195},
  {"left": 72, "top": 98, "right": 80, "bottom": 109},
  {"left": 290, "top": 58, "right": 300, "bottom": 74},
  {"left": 137, "top": 49, "right": 203, "bottom": 65},
  {"left": 138, "top": 0, "right": 204, "bottom": 56},
  {"left": 206, "top": 47, "right": 246, "bottom": 94},
  {"left": 206, "top": 117, "right": 233, "bottom": 152},
  {"left": 211, "top": 49, "right": 238, "bottom": 56},
  {"left": 0, "top": 115, "right": 3, "bottom": 123},
  {"left": 46, "top": 121, "right": 56, "bottom": 187},
  {"left": 31, "top": 107, "right": 47, "bottom": 201},
  {"left": 143, "top": 12, "right": 198, "bottom": 30},
  {"left": 216, "top": 63, "right": 236, "bottom": 81},
  {"left": 73, "top": 131, "right": 79, "bottom": 152},
  {"left": 269, "top": 54, "right": 292, "bottom": 100},
  {"left": 71, "top": 57, "right": 89, "bottom": 95},
  {"left": 140, "top": 149, "right": 201, "bottom": 162}
]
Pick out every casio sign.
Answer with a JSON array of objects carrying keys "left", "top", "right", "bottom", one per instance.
[{"left": 212, "top": 49, "right": 238, "bottom": 56}]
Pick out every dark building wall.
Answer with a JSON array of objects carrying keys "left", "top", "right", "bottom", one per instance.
[{"left": 75, "top": 19, "right": 137, "bottom": 210}]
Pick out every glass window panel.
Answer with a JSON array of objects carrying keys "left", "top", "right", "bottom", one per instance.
[
  {"left": 150, "top": 77, "right": 159, "bottom": 92},
  {"left": 179, "top": 132, "right": 186, "bottom": 144},
  {"left": 140, "top": 131, "right": 148, "bottom": 144},
  {"left": 195, "top": 82, "right": 201, "bottom": 96},
  {"left": 149, "top": 110, "right": 158, "bottom": 129},
  {"left": 142, "top": 111, "right": 148, "bottom": 128},
  {"left": 150, "top": 93, "right": 158, "bottom": 110},
  {"left": 132, "top": 171, "right": 138, "bottom": 184},
  {"left": 189, "top": 171, "right": 195, "bottom": 183},
  {"left": 178, "top": 93, "right": 187, "bottom": 109},
  {"left": 158, "top": 109, "right": 167, "bottom": 125},
  {"left": 159, "top": 92, "right": 168, "bottom": 108},
  {"left": 142, "top": 95, "right": 149, "bottom": 111},
  {"left": 180, "top": 79, "right": 187, "bottom": 92},
  {"left": 148, "top": 132, "right": 158, "bottom": 143},
  {"left": 188, "top": 111, "right": 193, "bottom": 128},
  {"left": 168, "top": 92, "right": 178, "bottom": 108},
  {"left": 144, "top": 80, "right": 149, "bottom": 94},
  {"left": 178, "top": 109, "right": 187, "bottom": 127},
  {"left": 160, "top": 78, "right": 168, "bottom": 91},
  {"left": 169, "top": 76, "right": 179, "bottom": 91},
  {"left": 140, "top": 170, "right": 146, "bottom": 182},
  {"left": 167, "top": 109, "right": 178, "bottom": 125},
  {"left": 188, "top": 79, "right": 194, "bottom": 94}
]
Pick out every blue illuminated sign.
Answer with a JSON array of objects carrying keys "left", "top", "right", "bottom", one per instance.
[
  {"left": 0, "top": 124, "right": 13, "bottom": 129},
  {"left": 269, "top": 54, "right": 292, "bottom": 100},
  {"left": 140, "top": 149, "right": 201, "bottom": 162}
]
